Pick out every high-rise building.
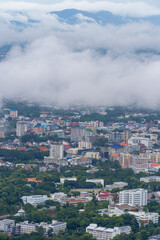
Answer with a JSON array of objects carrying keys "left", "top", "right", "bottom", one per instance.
[
  {"left": 123, "top": 130, "right": 131, "bottom": 144},
  {"left": 16, "top": 121, "right": 28, "bottom": 137},
  {"left": 10, "top": 110, "right": 18, "bottom": 118},
  {"left": 50, "top": 142, "right": 64, "bottom": 159},
  {"left": 0, "top": 219, "right": 15, "bottom": 233},
  {"left": 119, "top": 188, "right": 147, "bottom": 206},
  {"left": 129, "top": 156, "right": 149, "bottom": 173},
  {"left": 71, "top": 127, "right": 85, "bottom": 142},
  {"left": 85, "top": 128, "right": 95, "bottom": 142}
]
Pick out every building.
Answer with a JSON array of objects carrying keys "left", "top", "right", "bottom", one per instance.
[
  {"left": 125, "top": 144, "right": 140, "bottom": 154},
  {"left": 78, "top": 141, "right": 92, "bottom": 149},
  {"left": 105, "top": 182, "right": 128, "bottom": 190},
  {"left": 10, "top": 110, "right": 18, "bottom": 118},
  {"left": 119, "top": 153, "right": 131, "bottom": 168},
  {"left": 16, "top": 220, "right": 66, "bottom": 235},
  {"left": 109, "top": 132, "right": 123, "bottom": 143},
  {"left": 119, "top": 189, "right": 147, "bottom": 206},
  {"left": 0, "top": 219, "right": 15, "bottom": 233},
  {"left": 128, "top": 137, "right": 153, "bottom": 149},
  {"left": 51, "top": 130, "right": 65, "bottom": 138},
  {"left": 43, "top": 156, "right": 68, "bottom": 166},
  {"left": 16, "top": 221, "right": 38, "bottom": 234},
  {"left": 97, "top": 191, "right": 114, "bottom": 202},
  {"left": 60, "top": 177, "right": 77, "bottom": 185},
  {"left": 85, "top": 128, "right": 95, "bottom": 142},
  {"left": 71, "top": 127, "right": 85, "bottom": 142},
  {"left": 86, "top": 224, "right": 131, "bottom": 240},
  {"left": 50, "top": 192, "right": 67, "bottom": 203},
  {"left": 0, "top": 131, "right": 5, "bottom": 138},
  {"left": 27, "top": 178, "right": 42, "bottom": 183},
  {"left": 50, "top": 143, "right": 64, "bottom": 159},
  {"left": 141, "top": 152, "right": 160, "bottom": 164},
  {"left": 86, "top": 179, "right": 104, "bottom": 187},
  {"left": 123, "top": 130, "right": 131, "bottom": 144},
  {"left": 40, "top": 220, "right": 67, "bottom": 235},
  {"left": 128, "top": 211, "right": 159, "bottom": 226},
  {"left": 85, "top": 151, "right": 100, "bottom": 160},
  {"left": 21, "top": 195, "right": 48, "bottom": 206},
  {"left": 148, "top": 235, "right": 160, "bottom": 240},
  {"left": 67, "top": 156, "right": 92, "bottom": 166},
  {"left": 98, "top": 208, "right": 124, "bottom": 217},
  {"left": 129, "top": 156, "right": 150, "bottom": 173},
  {"left": 16, "top": 121, "right": 28, "bottom": 137},
  {"left": 14, "top": 206, "right": 26, "bottom": 217},
  {"left": 140, "top": 176, "right": 160, "bottom": 183}
]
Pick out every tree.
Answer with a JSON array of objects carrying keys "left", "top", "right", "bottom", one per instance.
[
  {"left": 48, "top": 228, "right": 54, "bottom": 237},
  {"left": 77, "top": 202, "right": 84, "bottom": 209},
  {"left": 72, "top": 191, "right": 80, "bottom": 197},
  {"left": 36, "top": 226, "right": 45, "bottom": 236}
]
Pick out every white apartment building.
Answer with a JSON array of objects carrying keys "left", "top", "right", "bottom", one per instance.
[
  {"left": 40, "top": 220, "right": 66, "bottom": 235},
  {"left": 128, "top": 211, "right": 159, "bottom": 226},
  {"left": 86, "top": 179, "right": 104, "bottom": 187},
  {"left": 10, "top": 110, "right": 18, "bottom": 118},
  {"left": 21, "top": 195, "right": 48, "bottom": 206},
  {"left": 0, "top": 219, "right": 15, "bottom": 232},
  {"left": 50, "top": 192, "right": 67, "bottom": 203},
  {"left": 16, "top": 221, "right": 38, "bottom": 234},
  {"left": 105, "top": 182, "right": 128, "bottom": 190},
  {"left": 128, "top": 137, "right": 153, "bottom": 149},
  {"left": 16, "top": 121, "right": 28, "bottom": 137},
  {"left": 16, "top": 220, "right": 66, "bottom": 235},
  {"left": 140, "top": 176, "right": 160, "bottom": 183},
  {"left": 86, "top": 224, "right": 131, "bottom": 240},
  {"left": 60, "top": 177, "right": 77, "bottom": 185},
  {"left": 50, "top": 143, "right": 64, "bottom": 159},
  {"left": 119, "top": 189, "right": 147, "bottom": 206},
  {"left": 85, "top": 152, "right": 100, "bottom": 160}
]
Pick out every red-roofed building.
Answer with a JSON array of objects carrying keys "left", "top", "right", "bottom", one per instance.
[
  {"left": 70, "top": 122, "right": 80, "bottom": 127},
  {"left": 97, "top": 191, "right": 114, "bottom": 201},
  {"left": 64, "top": 145, "right": 72, "bottom": 150},
  {"left": 39, "top": 147, "right": 49, "bottom": 152},
  {"left": 27, "top": 178, "right": 42, "bottom": 183},
  {"left": 17, "top": 147, "right": 26, "bottom": 151}
]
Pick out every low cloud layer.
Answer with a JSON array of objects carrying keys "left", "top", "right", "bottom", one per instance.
[{"left": 1, "top": 3, "right": 160, "bottom": 108}]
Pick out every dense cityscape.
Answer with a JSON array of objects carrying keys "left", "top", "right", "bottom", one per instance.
[{"left": 0, "top": 99, "right": 159, "bottom": 239}]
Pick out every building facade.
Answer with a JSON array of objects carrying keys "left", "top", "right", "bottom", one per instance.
[
  {"left": 119, "top": 189, "right": 147, "bottom": 206},
  {"left": 21, "top": 195, "right": 48, "bottom": 206}
]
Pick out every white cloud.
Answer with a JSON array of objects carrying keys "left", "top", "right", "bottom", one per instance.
[
  {"left": 1, "top": 0, "right": 160, "bottom": 17},
  {"left": 1, "top": 2, "right": 160, "bottom": 108}
]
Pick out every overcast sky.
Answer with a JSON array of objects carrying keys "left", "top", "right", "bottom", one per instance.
[
  {"left": 1, "top": 0, "right": 160, "bottom": 17},
  {"left": 1, "top": 0, "right": 160, "bottom": 108}
]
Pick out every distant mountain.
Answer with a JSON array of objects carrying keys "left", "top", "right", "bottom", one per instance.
[
  {"left": 50, "top": 9, "right": 131, "bottom": 25},
  {"left": 8, "top": 9, "right": 160, "bottom": 29},
  {"left": 50, "top": 9, "right": 160, "bottom": 25}
]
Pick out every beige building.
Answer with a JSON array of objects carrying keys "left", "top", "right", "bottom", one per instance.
[
  {"left": 78, "top": 141, "right": 92, "bottom": 149},
  {"left": 10, "top": 110, "right": 18, "bottom": 118},
  {"left": 16, "top": 221, "right": 37, "bottom": 234},
  {"left": 123, "top": 130, "right": 131, "bottom": 144},
  {"left": 85, "top": 152, "right": 100, "bottom": 159}
]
